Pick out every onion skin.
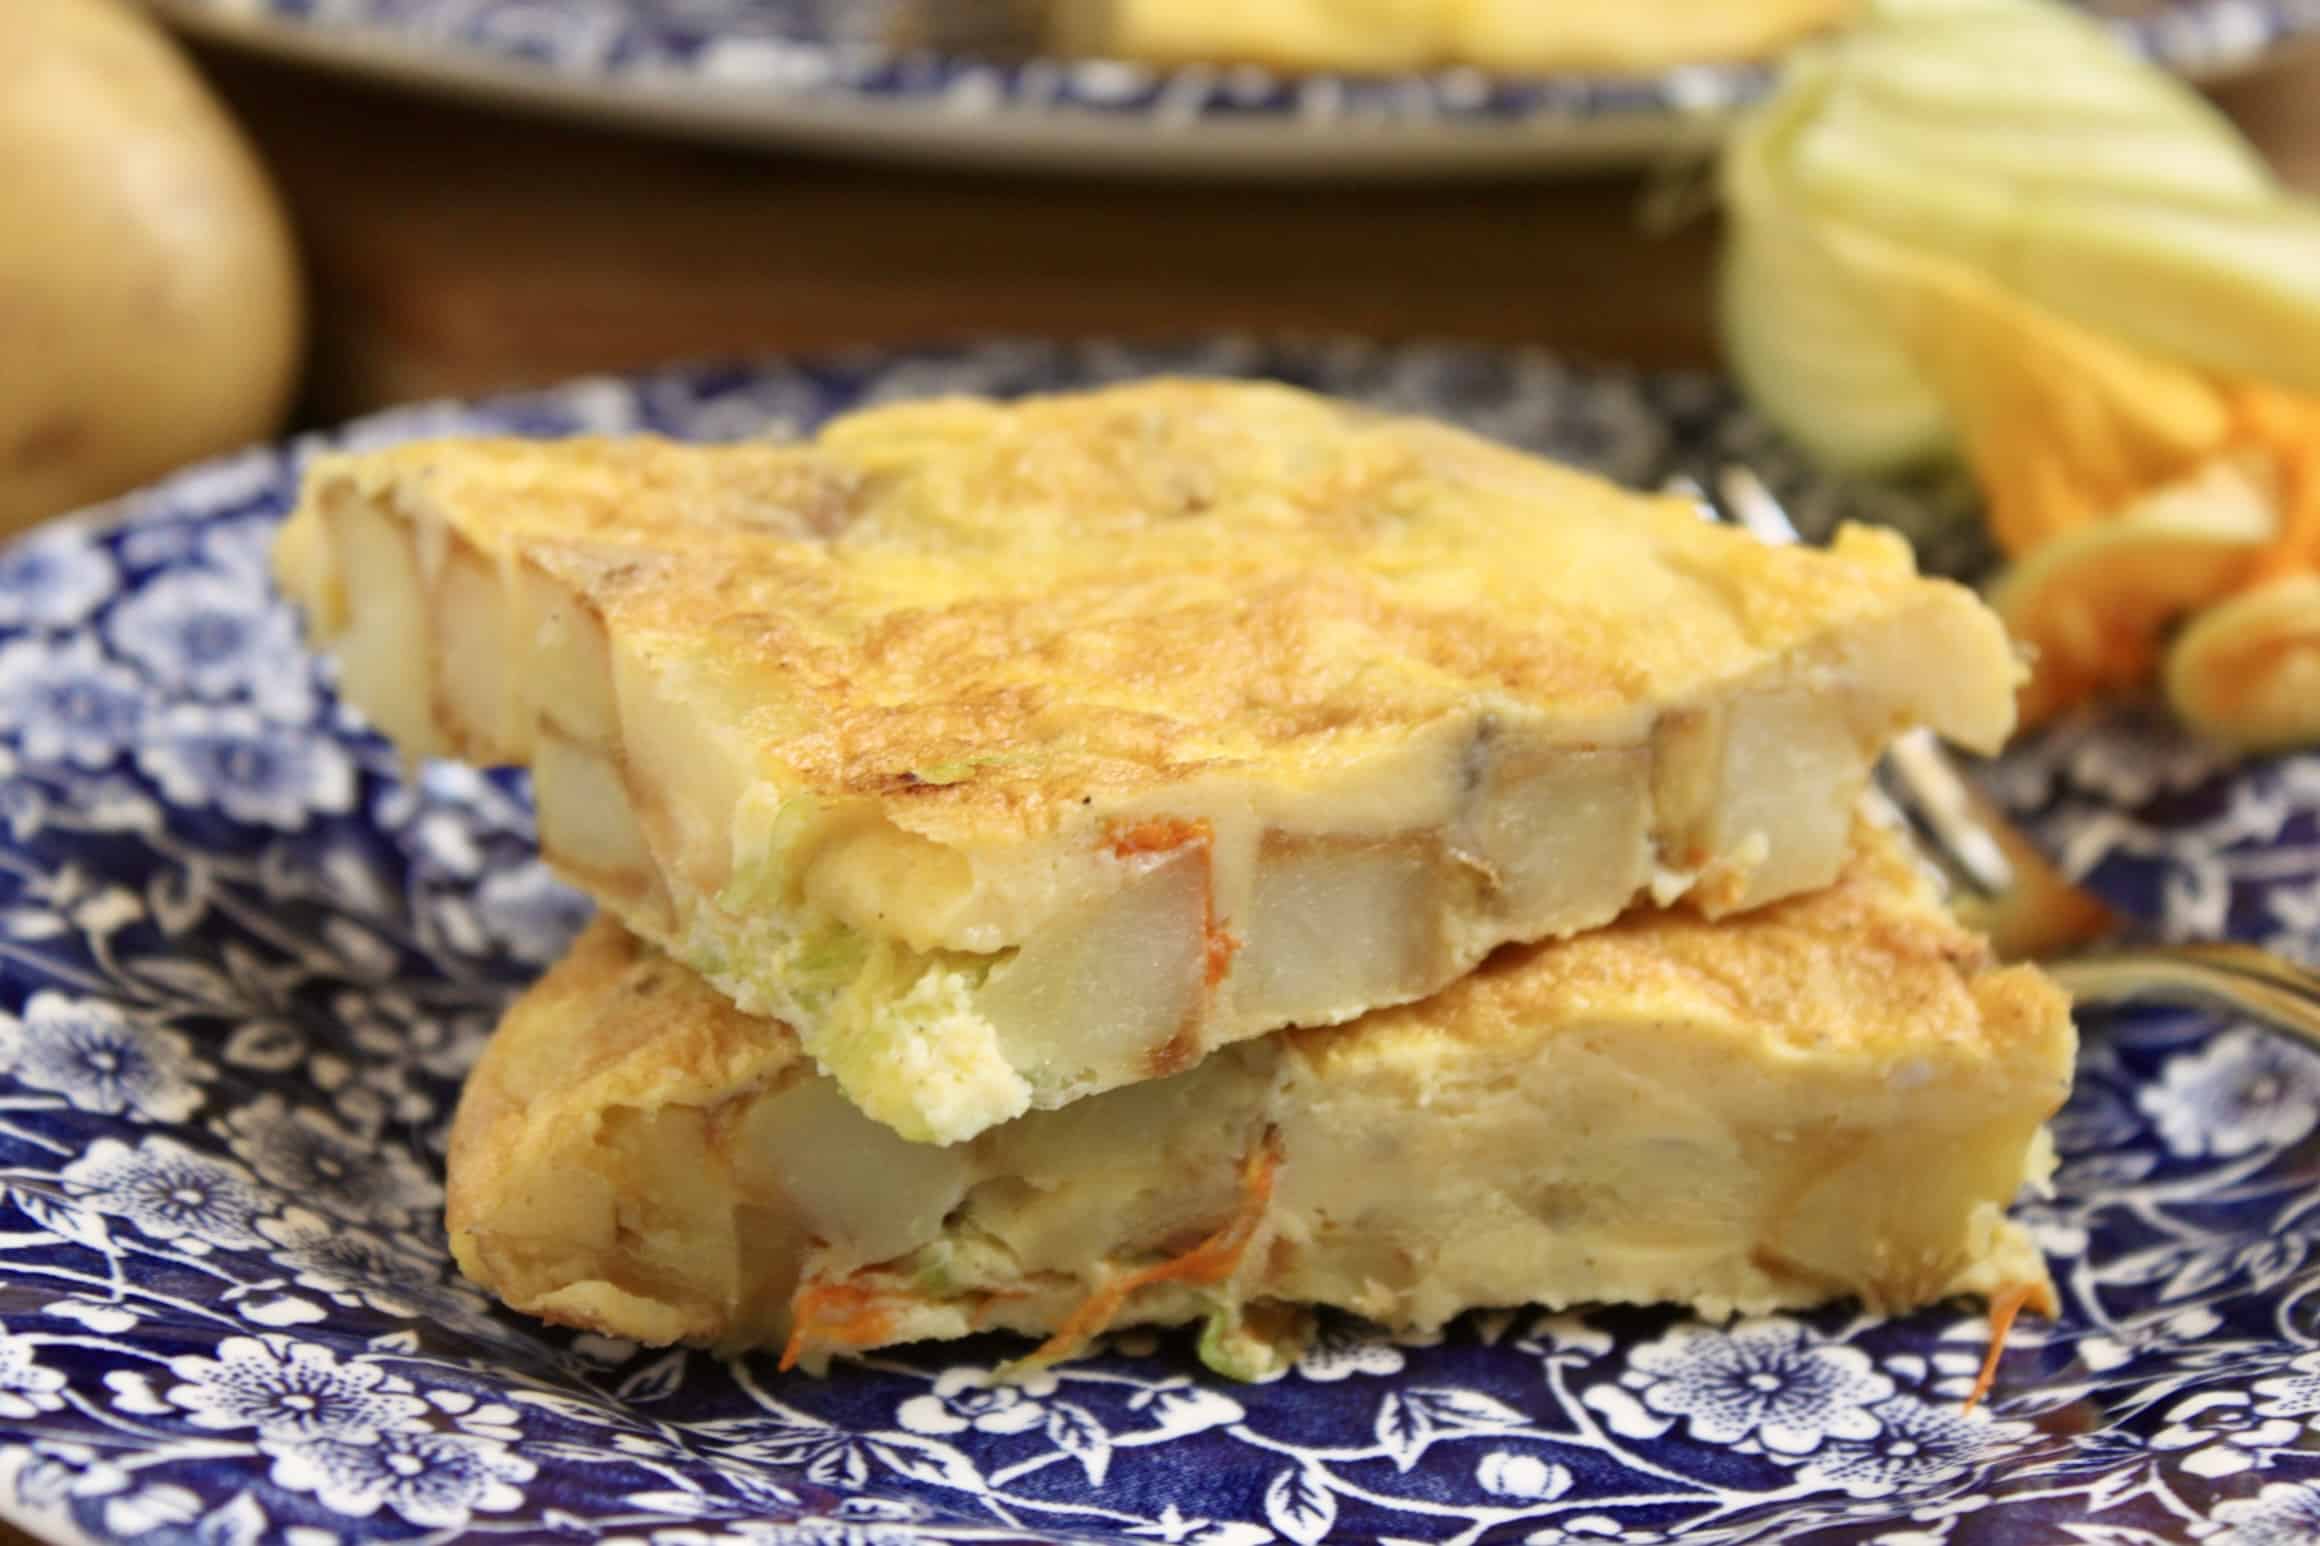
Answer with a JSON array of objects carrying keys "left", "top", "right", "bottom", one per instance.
[
  {"left": 1722, "top": 0, "right": 2320, "bottom": 743},
  {"left": 1720, "top": 0, "right": 2320, "bottom": 469}
]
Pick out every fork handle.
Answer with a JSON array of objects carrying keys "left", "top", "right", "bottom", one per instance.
[{"left": 2045, "top": 942, "right": 2320, "bottom": 1052}]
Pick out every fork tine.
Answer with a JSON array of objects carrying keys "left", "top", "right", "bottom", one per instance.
[
  {"left": 1714, "top": 465, "right": 1804, "bottom": 547},
  {"left": 1661, "top": 472, "right": 1708, "bottom": 507},
  {"left": 1855, "top": 781, "right": 1966, "bottom": 901},
  {"left": 1684, "top": 465, "right": 2019, "bottom": 901},
  {"left": 1882, "top": 733, "right": 2017, "bottom": 900}
]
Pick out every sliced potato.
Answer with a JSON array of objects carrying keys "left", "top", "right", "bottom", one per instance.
[
  {"left": 2164, "top": 575, "right": 2320, "bottom": 752},
  {"left": 1237, "top": 837, "right": 1439, "bottom": 1028},
  {"left": 735, "top": 1075, "right": 972, "bottom": 1272},
  {"left": 976, "top": 849, "right": 1207, "bottom": 1092}
]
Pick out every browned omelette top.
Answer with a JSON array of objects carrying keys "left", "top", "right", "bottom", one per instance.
[{"left": 294, "top": 379, "right": 2011, "bottom": 832}]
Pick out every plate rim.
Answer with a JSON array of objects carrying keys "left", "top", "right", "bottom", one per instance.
[{"left": 146, "top": 0, "right": 2320, "bottom": 178}]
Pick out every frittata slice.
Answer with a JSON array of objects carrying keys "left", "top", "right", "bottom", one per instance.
[
  {"left": 278, "top": 378, "right": 2021, "bottom": 1144},
  {"left": 1050, "top": 0, "right": 1857, "bottom": 74},
  {"left": 446, "top": 820, "right": 2072, "bottom": 1374}
]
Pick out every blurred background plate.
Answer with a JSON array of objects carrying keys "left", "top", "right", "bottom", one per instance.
[{"left": 148, "top": 0, "right": 2320, "bottom": 178}]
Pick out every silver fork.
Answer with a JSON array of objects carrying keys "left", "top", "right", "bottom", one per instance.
[{"left": 1684, "top": 465, "right": 2320, "bottom": 1050}]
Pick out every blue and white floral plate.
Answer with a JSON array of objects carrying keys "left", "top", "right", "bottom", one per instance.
[
  {"left": 150, "top": 0, "right": 2320, "bottom": 177},
  {"left": 0, "top": 337, "right": 2317, "bottom": 1546}
]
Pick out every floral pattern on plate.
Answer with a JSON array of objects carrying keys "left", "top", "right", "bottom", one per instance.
[
  {"left": 1987, "top": 708, "right": 2320, "bottom": 963},
  {"left": 150, "top": 0, "right": 2320, "bottom": 175},
  {"left": 0, "top": 339, "right": 2314, "bottom": 1544}
]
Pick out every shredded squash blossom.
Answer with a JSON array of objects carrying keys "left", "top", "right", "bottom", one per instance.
[{"left": 1720, "top": 0, "right": 2320, "bottom": 746}]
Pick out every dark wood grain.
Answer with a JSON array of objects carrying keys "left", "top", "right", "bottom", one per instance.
[
  {"left": 194, "top": 47, "right": 1734, "bottom": 418},
  {"left": 177, "top": 44, "right": 2320, "bottom": 422}
]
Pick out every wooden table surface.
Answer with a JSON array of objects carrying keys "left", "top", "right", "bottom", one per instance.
[{"left": 180, "top": 42, "right": 2320, "bottom": 425}]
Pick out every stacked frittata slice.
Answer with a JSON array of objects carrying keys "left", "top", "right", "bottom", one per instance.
[{"left": 275, "top": 379, "right": 2073, "bottom": 1375}]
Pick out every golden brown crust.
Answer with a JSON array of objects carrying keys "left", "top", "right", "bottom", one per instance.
[
  {"left": 446, "top": 915, "right": 811, "bottom": 1343},
  {"left": 295, "top": 379, "right": 2014, "bottom": 845},
  {"left": 450, "top": 821, "right": 2074, "bottom": 1356},
  {"left": 1287, "top": 820, "right": 2061, "bottom": 1069}
]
